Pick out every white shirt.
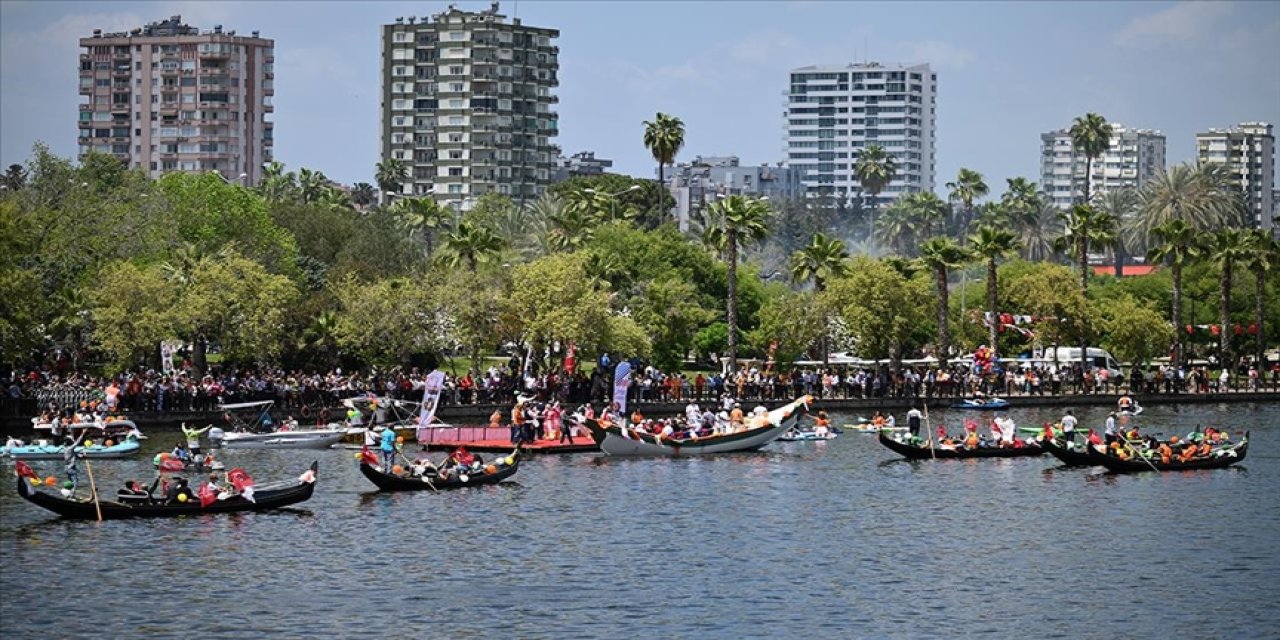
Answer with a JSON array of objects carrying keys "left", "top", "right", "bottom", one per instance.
[
  {"left": 1104, "top": 416, "right": 1117, "bottom": 435},
  {"left": 1061, "top": 415, "right": 1077, "bottom": 432}
]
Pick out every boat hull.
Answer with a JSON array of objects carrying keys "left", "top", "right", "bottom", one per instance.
[
  {"left": 1043, "top": 437, "right": 1099, "bottom": 466},
  {"left": 359, "top": 459, "right": 518, "bottom": 491},
  {"left": 16, "top": 462, "right": 318, "bottom": 520},
  {"left": 4, "top": 440, "right": 142, "bottom": 460},
  {"left": 1085, "top": 435, "right": 1248, "bottom": 473},
  {"left": 950, "top": 400, "right": 1010, "bottom": 410},
  {"left": 586, "top": 397, "right": 807, "bottom": 457},
  {"left": 220, "top": 430, "right": 344, "bottom": 450},
  {"left": 877, "top": 431, "right": 1045, "bottom": 460}
]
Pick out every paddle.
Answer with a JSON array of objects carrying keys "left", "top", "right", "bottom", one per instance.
[
  {"left": 396, "top": 450, "right": 438, "bottom": 493},
  {"left": 83, "top": 457, "right": 103, "bottom": 522},
  {"left": 922, "top": 402, "right": 935, "bottom": 460},
  {"left": 1116, "top": 434, "right": 1160, "bottom": 473}
]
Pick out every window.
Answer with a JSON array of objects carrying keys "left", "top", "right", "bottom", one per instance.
[
  {"left": 448, "top": 150, "right": 463, "bottom": 159},
  {"left": 450, "top": 65, "right": 464, "bottom": 75},
  {"left": 447, "top": 184, "right": 463, "bottom": 194},
  {"left": 448, "top": 167, "right": 463, "bottom": 176},
  {"left": 451, "top": 82, "right": 464, "bottom": 92}
]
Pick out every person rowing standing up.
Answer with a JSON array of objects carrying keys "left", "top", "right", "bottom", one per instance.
[
  {"left": 1103, "top": 412, "right": 1118, "bottom": 445},
  {"left": 1060, "top": 410, "right": 1077, "bottom": 446},
  {"left": 181, "top": 423, "right": 211, "bottom": 454},
  {"left": 906, "top": 407, "right": 923, "bottom": 437}
]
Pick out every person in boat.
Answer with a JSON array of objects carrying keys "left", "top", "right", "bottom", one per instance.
[
  {"left": 181, "top": 423, "right": 211, "bottom": 454},
  {"left": 118, "top": 480, "right": 150, "bottom": 500},
  {"left": 906, "top": 407, "right": 922, "bottom": 437},
  {"left": 885, "top": 414, "right": 897, "bottom": 430},
  {"left": 1059, "top": 410, "right": 1077, "bottom": 446},
  {"left": 871, "top": 411, "right": 886, "bottom": 427},
  {"left": 172, "top": 442, "right": 192, "bottom": 463},
  {"left": 1117, "top": 392, "right": 1135, "bottom": 413},
  {"left": 1086, "top": 428, "right": 1103, "bottom": 447},
  {"left": 1157, "top": 441, "right": 1174, "bottom": 464},
  {"left": 1103, "top": 412, "right": 1118, "bottom": 445},
  {"left": 447, "top": 446, "right": 476, "bottom": 469},
  {"left": 489, "top": 409, "right": 503, "bottom": 429},
  {"left": 814, "top": 411, "right": 832, "bottom": 438},
  {"left": 165, "top": 478, "right": 194, "bottom": 504},
  {"left": 379, "top": 425, "right": 397, "bottom": 470}
]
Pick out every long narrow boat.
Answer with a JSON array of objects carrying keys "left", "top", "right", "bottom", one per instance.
[
  {"left": 3, "top": 438, "right": 142, "bottom": 460},
  {"left": 359, "top": 455, "right": 519, "bottom": 491},
  {"left": 1085, "top": 434, "right": 1249, "bottom": 473},
  {"left": 1043, "top": 437, "right": 1099, "bottom": 466},
  {"left": 877, "top": 430, "right": 1045, "bottom": 460},
  {"left": 220, "top": 430, "right": 345, "bottom": 450},
  {"left": 950, "top": 398, "right": 1010, "bottom": 410},
  {"left": 585, "top": 396, "right": 810, "bottom": 457},
  {"left": 16, "top": 462, "right": 318, "bottom": 520}
]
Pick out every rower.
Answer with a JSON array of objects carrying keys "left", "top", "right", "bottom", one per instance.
[
  {"left": 1060, "top": 410, "right": 1077, "bottom": 446},
  {"left": 1103, "top": 413, "right": 1118, "bottom": 445},
  {"left": 906, "top": 407, "right": 922, "bottom": 437}
]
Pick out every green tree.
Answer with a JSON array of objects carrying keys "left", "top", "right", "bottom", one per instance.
[
  {"left": 821, "top": 257, "right": 929, "bottom": 372},
  {"left": 439, "top": 219, "right": 505, "bottom": 272},
  {"left": 642, "top": 112, "right": 685, "bottom": 218},
  {"left": 789, "top": 232, "right": 849, "bottom": 293},
  {"left": 507, "top": 253, "right": 613, "bottom": 367},
  {"left": 1096, "top": 187, "right": 1139, "bottom": 277},
  {"left": 1099, "top": 294, "right": 1175, "bottom": 367},
  {"left": 709, "top": 195, "right": 771, "bottom": 373},
  {"left": 969, "top": 225, "right": 1020, "bottom": 352},
  {"left": 258, "top": 161, "right": 298, "bottom": 203},
  {"left": 750, "top": 287, "right": 824, "bottom": 367},
  {"left": 1131, "top": 163, "right": 1247, "bottom": 250},
  {"left": 1242, "top": 229, "right": 1279, "bottom": 368},
  {"left": 87, "top": 262, "right": 177, "bottom": 370},
  {"left": 1146, "top": 219, "right": 1203, "bottom": 368},
  {"left": 998, "top": 177, "right": 1040, "bottom": 229},
  {"left": 439, "top": 268, "right": 517, "bottom": 368},
  {"left": 946, "top": 167, "right": 989, "bottom": 231},
  {"left": 854, "top": 143, "right": 897, "bottom": 230},
  {"left": 1204, "top": 228, "right": 1250, "bottom": 370},
  {"left": 1006, "top": 263, "right": 1100, "bottom": 368},
  {"left": 548, "top": 174, "right": 672, "bottom": 230},
  {"left": 375, "top": 158, "right": 408, "bottom": 203},
  {"left": 297, "top": 168, "right": 328, "bottom": 204},
  {"left": 393, "top": 196, "right": 450, "bottom": 257},
  {"left": 1056, "top": 204, "right": 1115, "bottom": 370},
  {"left": 628, "top": 278, "right": 706, "bottom": 369},
  {"left": 332, "top": 274, "right": 456, "bottom": 365},
  {"left": 156, "top": 171, "right": 298, "bottom": 275},
  {"left": 350, "top": 182, "right": 377, "bottom": 208},
  {"left": 919, "top": 237, "right": 973, "bottom": 366},
  {"left": 1019, "top": 195, "right": 1063, "bottom": 262},
  {"left": 1068, "top": 112, "right": 1113, "bottom": 204},
  {"left": 2, "top": 163, "right": 27, "bottom": 192}
]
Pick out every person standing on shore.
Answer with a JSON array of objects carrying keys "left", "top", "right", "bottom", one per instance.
[
  {"left": 906, "top": 406, "right": 923, "bottom": 437},
  {"left": 1060, "top": 410, "right": 1077, "bottom": 446}
]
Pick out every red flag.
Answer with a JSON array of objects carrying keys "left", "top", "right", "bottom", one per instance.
[
  {"left": 1233, "top": 324, "right": 1242, "bottom": 336},
  {"left": 14, "top": 460, "right": 38, "bottom": 479},
  {"left": 198, "top": 482, "right": 217, "bottom": 508},
  {"left": 1249, "top": 323, "right": 1259, "bottom": 335},
  {"left": 936, "top": 425, "right": 947, "bottom": 440},
  {"left": 360, "top": 446, "right": 379, "bottom": 466},
  {"left": 1186, "top": 324, "right": 1195, "bottom": 335},
  {"left": 227, "top": 468, "right": 253, "bottom": 492},
  {"left": 563, "top": 341, "right": 577, "bottom": 374},
  {"left": 1210, "top": 324, "right": 1221, "bottom": 336}
]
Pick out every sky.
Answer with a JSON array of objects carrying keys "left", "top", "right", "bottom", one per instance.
[{"left": 2, "top": 1, "right": 1278, "bottom": 194}]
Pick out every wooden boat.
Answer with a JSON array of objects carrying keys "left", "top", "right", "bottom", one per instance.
[
  {"left": 1086, "top": 433, "right": 1248, "bottom": 473},
  {"left": 359, "top": 455, "right": 519, "bottom": 492},
  {"left": 877, "top": 430, "right": 1045, "bottom": 460},
  {"left": 585, "top": 396, "right": 809, "bottom": 457},
  {"left": 3, "top": 438, "right": 141, "bottom": 460},
  {"left": 1043, "top": 437, "right": 1099, "bottom": 466},
  {"left": 34, "top": 419, "right": 146, "bottom": 441},
  {"left": 16, "top": 462, "right": 318, "bottom": 520},
  {"left": 950, "top": 398, "right": 1010, "bottom": 410}
]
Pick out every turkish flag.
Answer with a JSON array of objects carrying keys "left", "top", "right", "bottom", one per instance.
[
  {"left": 1249, "top": 323, "right": 1259, "bottom": 335},
  {"left": 1186, "top": 324, "right": 1195, "bottom": 335},
  {"left": 198, "top": 482, "right": 217, "bottom": 508},
  {"left": 14, "top": 460, "right": 38, "bottom": 480},
  {"left": 1211, "top": 325, "right": 1221, "bottom": 336},
  {"left": 360, "top": 446, "right": 379, "bottom": 466}
]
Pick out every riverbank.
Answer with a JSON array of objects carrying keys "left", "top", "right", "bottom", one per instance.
[{"left": 3, "top": 390, "right": 1276, "bottom": 432}]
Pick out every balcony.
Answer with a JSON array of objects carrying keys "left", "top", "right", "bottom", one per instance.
[
  {"left": 113, "top": 52, "right": 131, "bottom": 61},
  {"left": 199, "top": 50, "right": 230, "bottom": 60},
  {"left": 112, "top": 69, "right": 131, "bottom": 78},
  {"left": 110, "top": 103, "right": 131, "bottom": 113}
]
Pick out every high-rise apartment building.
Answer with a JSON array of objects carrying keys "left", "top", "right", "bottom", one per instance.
[
  {"left": 1196, "top": 122, "right": 1275, "bottom": 233},
  {"left": 381, "top": 3, "right": 560, "bottom": 209},
  {"left": 1039, "top": 124, "right": 1165, "bottom": 209},
  {"left": 78, "top": 16, "right": 274, "bottom": 185},
  {"left": 783, "top": 62, "right": 936, "bottom": 206}
]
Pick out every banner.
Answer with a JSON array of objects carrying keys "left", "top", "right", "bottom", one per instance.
[
  {"left": 159, "top": 341, "right": 181, "bottom": 376},
  {"left": 612, "top": 361, "right": 632, "bottom": 415},
  {"left": 415, "top": 370, "right": 447, "bottom": 442}
]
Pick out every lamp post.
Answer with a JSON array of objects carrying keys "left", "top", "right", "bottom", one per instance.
[{"left": 584, "top": 184, "right": 641, "bottom": 222}]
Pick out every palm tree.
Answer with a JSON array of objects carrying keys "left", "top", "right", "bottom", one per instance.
[
  {"left": 258, "top": 161, "right": 297, "bottom": 203},
  {"left": 874, "top": 192, "right": 946, "bottom": 256},
  {"left": 1068, "top": 112, "right": 1113, "bottom": 205},
  {"left": 1204, "top": 228, "right": 1250, "bottom": 372},
  {"left": 1146, "top": 219, "right": 1203, "bottom": 370},
  {"left": 350, "top": 182, "right": 377, "bottom": 209},
  {"left": 440, "top": 219, "right": 505, "bottom": 272},
  {"left": 375, "top": 159, "right": 409, "bottom": 204},
  {"left": 1242, "top": 230, "right": 1278, "bottom": 370},
  {"left": 546, "top": 203, "right": 598, "bottom": 252},
  {"left": 297, "top": 168, "right": 328, "bottom": 204},
  {"left": 316, "top": 185, "right": 353, "bottom": 211},
  {"left": 642, "top": 112, "right": 685, "bottom": 216},
  {"left": 1019, "top": 196, "right": 1063, "bottom": 262},
  {"left": 1057, "top": 204, "right": 1116, "bottom": 291},
  {"left": 709, "top": 195, "right": 771, "bottom": 373},
  {"left": 946, "top": 167, "right": 989, "bottom": 231},
  {"left": 919, "top": 237, "right": 972, "bottom": 367},
  {"left": 854, "top": 144, "right": 897, "bottom": 233},
  {"left": 1130, "top": 163, "right": 1247, "bottom": 250},
  {"left": 1096, "top": 187, "right": 1140, "bottom": 277},
  {"left": 969, "top": 225, "right": 1020, "bottom": 352},
  {"left": 300, "top": 310, "right": 340, "bottom": 368},
  {"left": 394, "top": 196, "right": 450, "bottom": 256},
  {"left": 874, "top": 199, "right": 917, "bottom": 256},
  {"left": 2, "top": 163, "right": 28, "bottom": 191},
  {"left": 790, "top": 232, "right": 849, "bottom": 366},
  {"left": 999, "top": 177, "right": 1040, "bottom": 228}
]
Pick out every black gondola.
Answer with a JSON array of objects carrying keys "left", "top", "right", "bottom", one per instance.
[
  {"left": 877, "top": 431, "right": 1045, "bottom": 460},
  {"left": 1085, "top": 433, "right": 1249, "bottom": 473},
  {"left": 16, "top": 462, "right": 318, "bottom": 520},
  {"left": 359, "top": 456, "right": 519, "bottom": 492},
  {"left": 1043, "top": 437, "right": 1098, "bottom": 466}
]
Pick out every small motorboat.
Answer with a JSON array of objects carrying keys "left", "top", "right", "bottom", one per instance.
[
  {"left": 359, "top": 453, "right": 519, "bottom": 492},
  {"left": 950, "top": 398, "right": 1011, "bottom": 410},
  {"left": 778, "top": 428, "right": 838, "bottom": 442},
  {"left": 3, "top": 437, "right": 142, "bottom": 460},
  {"left": 218, "top": 401, "right": 344, "bottom": 450}
]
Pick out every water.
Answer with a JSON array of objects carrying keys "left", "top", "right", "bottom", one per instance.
[{"left": 2, "top": 403, "right": 1277, "bottom": 639}]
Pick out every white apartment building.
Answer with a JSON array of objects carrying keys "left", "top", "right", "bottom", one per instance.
[
  {"left": 78, "top": 16, "right": 275, "bottom": 185},
  {"left": 783, "top": 62, "right": 936, "bottom": 206},
  {"left": 1196, "top": 122, "right": 1275, "bottom": 233},
  {"left": 381, "top": 3, "right": 559, "bottom": 209},
  {"left": 1040, "top": 124, "right": 1165, "bottom": 208}
]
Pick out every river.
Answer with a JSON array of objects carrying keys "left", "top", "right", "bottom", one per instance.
[{"left": 2, "top": 402, "right": 1277, "bottom": 638}]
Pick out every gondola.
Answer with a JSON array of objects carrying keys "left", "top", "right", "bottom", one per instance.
[
  {"left": 359, "top": 455, "right": 519, "bottom": 492},
  {"left": 1043, "top": 437, "right": 1099, "bottom": 466},
  {"left": 1085, "top": 433, "right": 1249, "bottom": 473},
  {"left": 16, "top": 462, "right": 319, "bottom": 520},
  {"left": 876, "top": 430, "right": 1045, "bottom": 460},
  {"left": 585, "top": 396, "right": 809, "bottom": 456}
]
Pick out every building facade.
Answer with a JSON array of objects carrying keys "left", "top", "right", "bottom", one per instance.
[
  {"left": 381, "top": 3, "right": 559, "bottom": 209},
  {"left": 667, "top": 155, "right": 803, "bottom": 230},
  {"left": 78, "top": 16, "right": 274, "bottom": 185},
  {"left": 1039, "top": 124, "right": 1166, "bottom": 209},
  {"left": 552, "top": 151, "right": 613, "bottom": 182},
  {"left": 1196, "top": 122, "right": 1275, "bottom": 233},
  {"left": 783, "top": 62, "right": 936, "bottom": 206}
]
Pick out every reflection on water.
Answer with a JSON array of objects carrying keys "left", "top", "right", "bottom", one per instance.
[{"left": 1, "top": 403, "right": 1278, "bottom": 638}]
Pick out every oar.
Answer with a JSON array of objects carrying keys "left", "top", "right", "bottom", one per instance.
[
  {"left": 83, "top": 457, "right": 104, "bottom": 522},
  {"left": 923, "top": 402, "right": 935, "bottom": 460},
  {"left": 397, "top": 450, "right": 438, "bottom": 493},
  {"left": 1117, "top": 434, "right": 1160, "bottom": 473}
]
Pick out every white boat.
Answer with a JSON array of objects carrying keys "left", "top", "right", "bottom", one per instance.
[
  {"left": 217, "top": 400, "right": 344, "bottom": 450},
  {"left": 3, "top": 437, "right": 142, "bottom": 460},
  {"left": 585, "top": 396, "right": 809, "bottom": 456},
  {"left": 778, "top": 428, "right": 838, "bottom": 442}
]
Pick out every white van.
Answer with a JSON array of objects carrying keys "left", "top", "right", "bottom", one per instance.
[{"left": 1032, "top": 346, "right": 1123, "bottom": 377}]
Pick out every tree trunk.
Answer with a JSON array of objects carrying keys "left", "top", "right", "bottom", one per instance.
[
  {"left": 726, "top": 227, "right": 739, "bottom": 375},
  {"left": 1172, "top": 262, "right": 1183, "bottom": 370},
  {"left": 936, "top": 266, "right": 950, "bottom": 369},
  {"left": 657, "top": 162, "right": 664, "bottom": 219},
  {"left": 1220, "top": 260, "right": 1232, "bottom": 373},
  {"left": 986, "top": 257, "right": 998, "bottom": 353},
  {"left": 193, "top": 335, "right": 208, "bottom": 377},
  {"left": 1113, "top": 243, "right": 1124, "bottom": 278},
  {"left": 1078, "top": 235, "right": 1089, "bottom": 291},
  {"left": 1082, "top": 156, "right": 1092, "bottom": 205},
  {"left": 818, "top": 277, "right": 829, "bottom": 367},
  {"left": 1256, "top": 266, "right": 1266, "bottom": 371},
  {"left": 467, "top": 254, "right": 477, "bottom": 273}
]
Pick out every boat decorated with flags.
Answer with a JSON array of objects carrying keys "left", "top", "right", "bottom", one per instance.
[{"left": 586, "top": 395, "right": 811, "bottom": 457}]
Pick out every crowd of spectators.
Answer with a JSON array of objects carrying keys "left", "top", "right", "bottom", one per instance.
[{"left": 3, "top": 356, "right": 1275, "bottom": 418}]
